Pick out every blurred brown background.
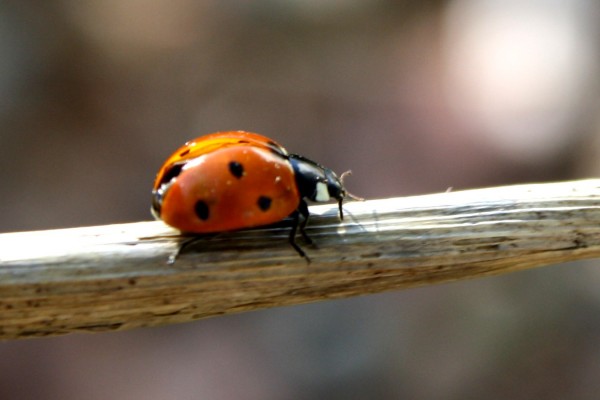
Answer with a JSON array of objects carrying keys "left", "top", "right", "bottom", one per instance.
[{"left": 2, "top": 1, "right": 600, "bottom": 399}]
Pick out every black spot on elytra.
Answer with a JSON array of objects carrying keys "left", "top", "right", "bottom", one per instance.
[
  {"left": 228, "top": 161, "right": 244, "bottom": 179},
  {"left": 159, "top": 163, "right": 185, "bottom": 186},
  {"left": 257, "top": 196, "right": 272, "bottom": 211},
  {"left": 179, "top": 149, "right": 190, "bottom": 157},
  {"left": 195, "top": 200, "right": 210, "bottom": 220}
]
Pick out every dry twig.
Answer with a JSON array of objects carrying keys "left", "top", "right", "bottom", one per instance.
[{"left": 2, "top": 179, "right": 600, "bottom": 340}]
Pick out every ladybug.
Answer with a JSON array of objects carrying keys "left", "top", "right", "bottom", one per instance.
[{"left": 152, "top": 131, "right": 360, "bottom": 262}]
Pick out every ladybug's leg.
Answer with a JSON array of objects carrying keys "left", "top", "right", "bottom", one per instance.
[
  {"left": 167, "top": 234, "right": 218, "bottom": 265},
  {"left": 338, "top": 198, "right": 344, "bottom": 220},
  {"left": 167, "top": 236, "right": 202, "bottom": 265},
  {"left": 297, "top": 199, "right": 313, "bottom": 245},
  {"left": 289, "top": 207, "right": 310, "bottom": 263}
]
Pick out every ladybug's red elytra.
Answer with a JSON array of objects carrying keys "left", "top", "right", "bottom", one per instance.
[{"left": 152, "top": 131, "right": 360, "bottom": 262}]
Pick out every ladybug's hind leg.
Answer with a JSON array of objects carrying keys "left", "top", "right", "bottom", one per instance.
[
  {"left": 167, "top": 234, "right": 218, "bottom": 265},
  {"left": 167, "top": 236, "right": 201, "bottom": 264}
]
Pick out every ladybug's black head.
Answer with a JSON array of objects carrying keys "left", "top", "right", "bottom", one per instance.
[{"left": 289, "top": 154, "right": 359, "bottom": 220}]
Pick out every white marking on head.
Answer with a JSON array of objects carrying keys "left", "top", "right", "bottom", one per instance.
[{"left": 315, "top": 181, "right": 330, "bottom": 202}]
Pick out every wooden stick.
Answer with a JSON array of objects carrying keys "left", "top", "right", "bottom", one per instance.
[{"left": 2, "top": 179, "right": 600, "bottom": 340}]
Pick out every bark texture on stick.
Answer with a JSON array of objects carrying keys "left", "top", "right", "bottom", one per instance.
[{"left": 2, "top": 179, "right": 600, "bottom": 340}]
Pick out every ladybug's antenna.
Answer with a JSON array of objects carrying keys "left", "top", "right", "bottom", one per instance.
[{"left": 340, "top": 170, "right": 365, "bottom": 201}]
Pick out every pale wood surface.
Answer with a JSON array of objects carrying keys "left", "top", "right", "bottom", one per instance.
[{"left": 2, "top": 179, "right": 600, "bottom": 340}]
